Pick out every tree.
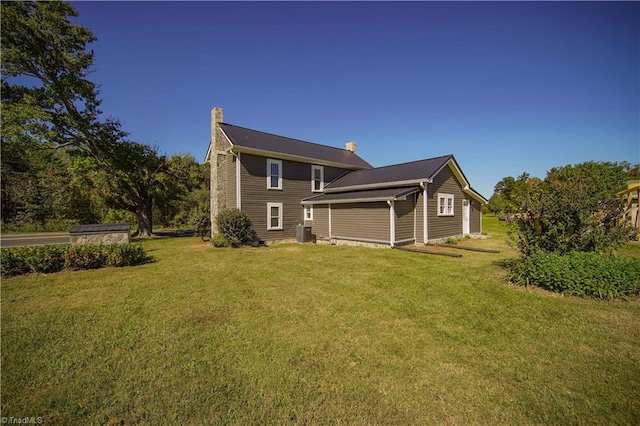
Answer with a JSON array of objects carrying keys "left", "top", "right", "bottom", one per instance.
[
  {"left": 486, "top": 173, "right": 533, "bottom": 215},
  {"left": 511, "top": 161, "right": 636, "bottom": 256},
  {"left": 1, "top": 1, "right": 167, "bottom": 236}
]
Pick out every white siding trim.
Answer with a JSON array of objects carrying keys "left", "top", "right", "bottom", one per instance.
[
  {"left": 236, "top": 152, "right": 241, "bottom": 209},
  {"left": 388, "top": 200, "right": 395, "bottom": 248},
  {"left": 267, "top": 202, "right": 283, "bottom": 230},
  {"left": 328, "top": 204, "right": 332, "bottom": 238},
  {"left": 423, "top": 185, "right": 428, "bottom": 244},
  {"left": 311, "top": 165, "right": 324, "bottom": 192},
  {"left": 267, "top": 159, "right": 282, "bottom": 190}
]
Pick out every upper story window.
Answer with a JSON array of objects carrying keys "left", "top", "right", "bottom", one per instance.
[
  {"left": 267, "top": 159, "right": 282, "bottom": 190},
  {"left": 437, "top": 193, "right": 455, "bottom": 216},
  {"left": 311, "top": 165, "right": 324, "bottom": 192}
]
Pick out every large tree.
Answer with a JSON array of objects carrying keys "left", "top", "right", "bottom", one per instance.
[
  {"left": 1, "top": 0, "right": 166, "bottom": 236},
  {"left": 511, "top": 161, "right": 638, "bottom": 256}
]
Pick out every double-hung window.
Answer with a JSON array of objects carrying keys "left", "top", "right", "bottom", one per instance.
[
  {"left": 267, "top": 202, "right": 283, "bottom": 230},
  {"left": 437, "top": 193, "right": 455, "bottom": 216},
  {"left": 267, "top": 159, "right": 282, "bottom": 190},
  {"left": 311, "top": 165, "right": 324, "bottom": 192},
  {"left": 304, "top": 205, "right": 313, "bottom": 221}
]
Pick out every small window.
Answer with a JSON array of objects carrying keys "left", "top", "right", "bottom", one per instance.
[
  {"left": 304, "top": 205, "right": 313, "bottom": 221},
  {"left": 311, "top": 165, "right": 324, "bottom": 192},
  {"left": 438, "top": 193, "right": 455, "bottom": 216},
  {"left": 267, "top": 202, "right": 283, "bottom": 230},
  {"left": 267, "top": 159, "right": 282, "bottom": 190}
]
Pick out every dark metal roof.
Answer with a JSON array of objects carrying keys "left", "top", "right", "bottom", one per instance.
[
  {"left": 69, "top": 224, "right": 131, "bottom": 235},
  {"left": 220, "top": 123, "right": 372, "bottom": 169},
  {"left": 302, "top": 187, "right": 420, "bottom": 204},
  {"left": 325, "top": 155, "right": 454, "bottom": 190}
]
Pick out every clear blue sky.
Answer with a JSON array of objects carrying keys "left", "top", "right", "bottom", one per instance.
[{"left": 71, "top": 1, "right": 639, "bottom": 198}]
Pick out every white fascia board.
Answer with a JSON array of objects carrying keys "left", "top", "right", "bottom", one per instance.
[
  {"left": 323, "top": 178, "right": 431, "bottom": 193},
  {"left": 463, "top": 188, "right": 488, "bottom": 204},
  {"left": 229, "top": 146, "right": 366, "bottom": 170},
  {"left": 302, "top": 196, "right": 396, "bottom": 205}
]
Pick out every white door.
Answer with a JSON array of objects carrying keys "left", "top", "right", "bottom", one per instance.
[{"left": 462, "top": 200, "right": 470, "bottom": 235}]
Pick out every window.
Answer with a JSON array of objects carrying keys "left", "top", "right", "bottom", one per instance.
[
  {"left": 304, "top": 205, "right": 313, "bottom": 221},
  {"left": 267, "top": 159, "right": 282, "bottom": 190},
  {"left": 267, "top": 203, "right": 283, "bottom": 230},
  {"left": 311, "top": 165, "right": 324, "bottom": 192},
  {"left": 437, "top": 193, "right": 455, "bottom": 216}
]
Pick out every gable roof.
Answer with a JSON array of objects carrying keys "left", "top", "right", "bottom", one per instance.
[
  {"left": 325, "top": 155, "right": 454, "bottom": 191},
  {"left": 219, "top": 123, "right": 372, "bottom": 170},
  {"left": 324, "top": 154, "right": 487, "bottom": 203}
]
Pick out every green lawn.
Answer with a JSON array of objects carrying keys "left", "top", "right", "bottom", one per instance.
[{"left": 2, "top": 217, "right": 639, "bottom": 424}]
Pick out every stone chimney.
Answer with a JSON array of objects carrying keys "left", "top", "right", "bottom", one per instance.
[
  {"left": 345, "top": 141, "right": 357, "bottom": 153},
  {"left": 210, "top": 107, "right": 227, "bottom": 234}
]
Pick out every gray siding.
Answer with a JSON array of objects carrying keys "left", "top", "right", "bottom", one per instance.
[
  {"left": 239, "top": 153, "right": 353, "bottom": 240},
  {"left": 427, "top": 164, "right": 466, "bottom": 240},
  {"left": 311, "top": 205, "right": 329, "bottom": 238},
  {"left": 415, "top": 191, "right": 425, "bottom": 244},
  {"left": 471, "top": 200, "right": 482, "bottom": 233},
  {"left": 394, "top": 198, "right": 415, "bottom": 244},
  {"left": 226, "top": 154, "right": 237, "bottom": 209},
  {"left": 332, "top": 202, "right": 390, "bottom": 243}
]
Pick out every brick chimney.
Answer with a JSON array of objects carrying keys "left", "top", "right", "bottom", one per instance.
[
  {"left": 345, "top": 141, "right": 357, "bottom": 153},
  {"left": 210, "top": 107, "right": 227, "bottom": 234}
]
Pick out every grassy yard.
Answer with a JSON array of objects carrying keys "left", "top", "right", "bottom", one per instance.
[{"left": 2, "top": 217, "right": 639, "bottom": 424}]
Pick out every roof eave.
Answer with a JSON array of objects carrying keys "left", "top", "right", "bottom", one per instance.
[{"left": 324, "top": 179, "right": 431, "bottom": 193}]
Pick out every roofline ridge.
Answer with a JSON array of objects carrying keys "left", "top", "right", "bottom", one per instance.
[
  {"left": 361, "top": 154, "right": 454, "bottom": 171},
  {"left": 220, "top": 122, "right": 366, "bottom": 157}
]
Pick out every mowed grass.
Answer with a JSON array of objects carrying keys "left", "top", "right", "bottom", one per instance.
[{"left": 2, "top": 218, "right": 639, "bottom": 424}]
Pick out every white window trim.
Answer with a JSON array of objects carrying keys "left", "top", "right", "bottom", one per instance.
[
  {"left": 267, "top": 159, "right": 282, "bottom": 190},
  {"left": 437, "top": 193, "right": 455, "bottom": 217},
  {"left": 304, "top": 205, "right": 313, "bottom": 221},
  {"left": 267, "top": 202, "right": 283, "bottom": 230},
  {"left": 311, "top": 165, "right": 324, "bottom": 192}
]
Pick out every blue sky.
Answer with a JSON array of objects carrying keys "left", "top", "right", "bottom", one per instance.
[{"left": 71, "top": 1, "right": 639, "bottom": 197}]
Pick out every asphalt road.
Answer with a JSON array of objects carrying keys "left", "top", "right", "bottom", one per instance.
[{"left": 0, "top": 233, "right": 70, "bottom": 248}]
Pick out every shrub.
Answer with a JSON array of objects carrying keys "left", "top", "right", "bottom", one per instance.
[
  {"left": 504, "top": 251, "right": 640, "bottom": 300},
  {"left": 210, "top": 233, "right": 228, "bottom": 248},
  {"left": 215, "top": 208, "right": 256, "bottom": 247},
  {"left": 1, "top": 244, "right": 150, "bottom": 277}
]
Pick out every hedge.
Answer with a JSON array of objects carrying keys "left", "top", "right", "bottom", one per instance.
[
  {"left": 505, "top": 251, "right": 640, "bottom": 300},
  {"left": 1, "top": 244, "right": 150, "bottom": 277}
]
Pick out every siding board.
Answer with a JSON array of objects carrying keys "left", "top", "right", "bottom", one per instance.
[
  {"left": 332, "top": 202, "right": 390, "bottom": 243},
  {"left": 394, "top": 198, "right": 415, "bottom": 243},
  {"left": 427, "top": 164, "right": 466, "bottom": 240},
  {"left": 239, "top": 153, "right": 353, "bottom": 240},
  {"left": 415, "top": 191, "right": 424, "bottom": 244},
  {"left": 312, "top": 205, "right": 329, "bottom": 238}
]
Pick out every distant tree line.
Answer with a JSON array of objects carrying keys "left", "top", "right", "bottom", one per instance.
[{"left": 1, "top": 1, "right": 209, "bottom": 235}]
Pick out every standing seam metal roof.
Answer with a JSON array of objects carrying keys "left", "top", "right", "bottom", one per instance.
[
  {"left": 325, "top": 155, "right": 454, "bottom": 189},
  {"left": 220, "top": 123, "right": 372, "bottom": 169}
]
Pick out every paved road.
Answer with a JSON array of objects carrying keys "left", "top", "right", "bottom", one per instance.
[{"left": 0, "top": 233, "right": 70, "bottom": 248}]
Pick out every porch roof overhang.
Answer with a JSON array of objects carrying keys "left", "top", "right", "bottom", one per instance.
[{"left": 301, "top": 186, "right": 420, "bottom": 205}]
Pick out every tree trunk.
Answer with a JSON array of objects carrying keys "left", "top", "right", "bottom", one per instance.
[{"left": 132, "top": 197, "right": 153, "bottom": 237}]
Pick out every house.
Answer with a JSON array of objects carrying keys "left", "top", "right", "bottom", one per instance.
[{"left": 206, "top": 107, "right": 487, "bottom": 247}]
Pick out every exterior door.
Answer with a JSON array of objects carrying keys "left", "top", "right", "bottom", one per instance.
[{"left": 462, "top": 200, "right": 470, "bottom": 235}]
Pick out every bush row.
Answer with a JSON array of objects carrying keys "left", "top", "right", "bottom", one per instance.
[
  {"left": 1, "top": 244, "right": 150, "bottom": 277},
  {"left": 505, "top": 251, "right": 640, "bottom": 300}
]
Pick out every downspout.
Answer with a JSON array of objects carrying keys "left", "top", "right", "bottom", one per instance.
[
  {"left": 388, "top": 200, "right": 395, "bottom": 248},
  {"left": 234, "top": 152, "right": 241, "bottom": 210},
  {"left": 420, "top": 182, "right": 428, "bottom": 245}
]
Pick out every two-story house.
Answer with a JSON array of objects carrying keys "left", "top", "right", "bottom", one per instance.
[{"left": 206, "top": 107, "right": 487, "bottom": 246}]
